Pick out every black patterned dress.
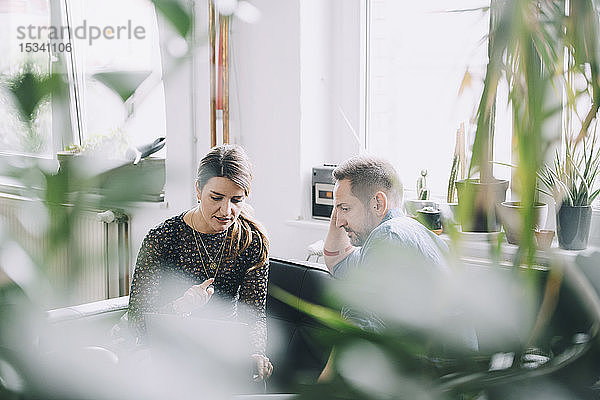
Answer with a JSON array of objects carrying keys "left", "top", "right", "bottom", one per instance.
[{"left": 128, "top": 212, "right": 269, "bottom": 355}]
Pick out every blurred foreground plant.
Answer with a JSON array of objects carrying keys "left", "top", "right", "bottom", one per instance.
[
  {"left": 272, "top": 249, "right": 600, "bottom": 399},
  {"left": 468, "top": 0, "right": 600, "bottom": 265}
]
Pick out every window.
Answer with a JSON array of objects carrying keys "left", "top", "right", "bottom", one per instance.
[
  {"left": 66, "top": 0, "right": 166, "bottom": 157},
  {"left": 366, "top": 0, "right": 512, "bottom": 198},
  {"left": 0, "top": 0, "right": 53, "bottom": 156},
  {"left": 0, "top": 0, "right": 166, "bottom": 159}
]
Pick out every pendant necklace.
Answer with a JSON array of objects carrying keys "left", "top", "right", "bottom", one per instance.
[{"left": 190, "top": 211, "right": 228, "bottom": 280}]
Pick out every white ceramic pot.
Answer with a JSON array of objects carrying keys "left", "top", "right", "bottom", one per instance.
[{"left": 497, "top": 201, "right": 548, "bottom": 245}]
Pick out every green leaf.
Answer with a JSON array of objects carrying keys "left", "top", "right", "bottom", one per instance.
[
  {"left": 269, "top": 285, "right": 359, "bottom": 332},
  {"left": 151, "top": 0, "right": 192, "bottom": 39},
  {"left": 7, "top": 67, "right": 62, "bottom": 123},
  {"left": 93, "top": 71, "right": 152, "bottom": 103}
]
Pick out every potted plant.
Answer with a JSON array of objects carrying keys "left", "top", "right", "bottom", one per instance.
[
  {"left": 465, "top": 0, "right": 600, "bottom": 261},
  {"left": 455, "top": 2, "right": 509, "bottom": 233},
  {"left": 403, "top": 169, "right": 437, "bottom": 217},
  {"left": 58, "top": 131, "right": 167, "bottom": 202},
  {"left": 538, "top": 137, "right": 600, "bottom": 250},
  {"left": 497, "top": 201, "right": 548, "bottom": 245}
]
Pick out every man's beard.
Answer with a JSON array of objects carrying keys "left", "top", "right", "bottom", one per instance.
[
  {"left": 345, "top": 229, "right": 364, "bottom": 246},
  {"left": 346, "top": 212, "right": 379, "bottom": 246}
]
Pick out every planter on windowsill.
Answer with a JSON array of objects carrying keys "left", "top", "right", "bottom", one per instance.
[
  {"left": 556, "top": 203, "right": 592, "bottom": 250},
  {"left": 455, "top": 178, "right": 509, "bottom": 232},
  {"left": 438, "top": 201, "right": 459, "bottom": 228},
  {"left": 497, "top": 201, "right": 548, "bottom": 245},
  {"left": 57, "top": 151, "right": 165, "bottom": 202},
  {"left": 403, "top": 199, "right": 438, "bottom": 218}
]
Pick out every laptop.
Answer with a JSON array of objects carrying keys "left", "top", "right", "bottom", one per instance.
[
  {"left": 144, "top": 313, "right": 251, "bottom": 357},
  {"left": 143, "top": 313, "right": 262, "bottom": 393}
]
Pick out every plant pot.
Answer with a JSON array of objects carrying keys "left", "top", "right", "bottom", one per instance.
[
  {"left": 455, "top": 179, "right": 509, "bottom": 232},
  {"left": 556, "top": 204, "right": 592, "bottom": 250},
  {"left": 416, "top": 208, "right": 442, "bottom": 233},
  {"left": 438, "top": 202, "right": 459, "bottom": 227},
  {"left": 497, "top": 201, "right": 548, "bottom": 245},
  {"left": 57, "top": 152, "right": 166, "bottom": 201},
  {"left": 403, "top": 199, "right": 437, "bottom": 218},
  {"left": 535, "top": 229, "right": 555, "bottom": 250}
]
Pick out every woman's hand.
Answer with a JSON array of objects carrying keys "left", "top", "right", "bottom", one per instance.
[
  {"left": 173, "top": 278, "right": 215, "bottom": 314},
  {"left": 251, "top": 354, "right": 273, "bottom": 381}
]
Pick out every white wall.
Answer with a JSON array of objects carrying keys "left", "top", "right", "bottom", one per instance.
[
  {"left": 231, "top": 0, "right": 304, "bottom": 259},
  {"left": 128, "top": 1, "right": 363, "bottom": 263},
  {"left": 230, "top": 0, "right": 363, "bottom": 260}
]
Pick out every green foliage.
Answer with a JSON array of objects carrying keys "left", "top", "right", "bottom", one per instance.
[
  {"left": 6, "top": 65, "right": 62, "bottom": 124},
  {"left": 2, "top": 65, "right": 63, "bottom": 153},
  {"left": 447, "top": 154, "right": 459, "bottom": 203},
  {"left": 151, "top": 0, "right": 193, "bottom": 39},
  {"left": 467, "top": 0, "right": 600, "bottom": 265},
  {"left": 270, "top": 286, "right": 457, "bottom": 399},
  {"left": 538, "top": 135, "right": 600, "bottom": 206},
  {"left": 93, "top": 71, "right": 152, "bottom": 103},
  {"left": 270, "top": 257, "right": 600, "bottom": 399}
]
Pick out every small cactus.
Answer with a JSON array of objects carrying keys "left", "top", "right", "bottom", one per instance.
[{"left": 417, "top": 169, "right": 429, "bottom": 200}]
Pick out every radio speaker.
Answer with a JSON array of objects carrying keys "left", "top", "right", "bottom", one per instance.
[{"left": 312, "top": 165, "right": 336, "bottom": 219}]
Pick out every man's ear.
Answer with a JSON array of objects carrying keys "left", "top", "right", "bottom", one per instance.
[{"left": 372, "top": 191, "right": 388, "bottom": 217}]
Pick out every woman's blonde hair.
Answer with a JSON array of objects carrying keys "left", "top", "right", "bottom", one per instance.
[{"left": 196, "top": 144, "right": 269, "bottom": 269}]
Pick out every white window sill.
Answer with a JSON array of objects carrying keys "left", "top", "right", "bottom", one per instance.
[
  {"left": 284, "top": 215, "right": 600, "bottom": 270},
  {"left": 442, "top": 233, "right": 600, "bottom": 270}
]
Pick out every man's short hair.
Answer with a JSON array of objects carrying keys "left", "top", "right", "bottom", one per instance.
[{"left": 333, "top": 155, "right": 403, "bottom": 206}]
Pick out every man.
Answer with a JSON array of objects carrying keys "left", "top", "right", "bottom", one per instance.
[
  {"left": 318, "top": 155, "right": 452, "bottom": 381},
  {"left": 324, "top": 155, "right": 448, "bottom": 280}
]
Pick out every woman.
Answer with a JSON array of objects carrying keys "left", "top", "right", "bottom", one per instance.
[{"left": 127, "top": 144, "right": 273, "bottom": 380}]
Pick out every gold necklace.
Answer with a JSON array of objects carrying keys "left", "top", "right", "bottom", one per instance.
[{"left": 190, "top": 211, "right": 228, "bottom": 279}]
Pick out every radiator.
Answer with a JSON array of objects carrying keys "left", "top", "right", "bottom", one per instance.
[{"left": 0, "top": 194, "right": 130, "bottom": 307}]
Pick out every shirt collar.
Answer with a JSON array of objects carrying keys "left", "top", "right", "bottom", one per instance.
[{"left": 381, "top": 208, "right": 403, "bottom": 224}]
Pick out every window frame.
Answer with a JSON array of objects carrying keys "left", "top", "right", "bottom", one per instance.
[
  {"left": 362, "top": 0, "right": 532, "bottom": 202},
  {"left": 0, "top": 0, "right": 71, "bottom": 161}
]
